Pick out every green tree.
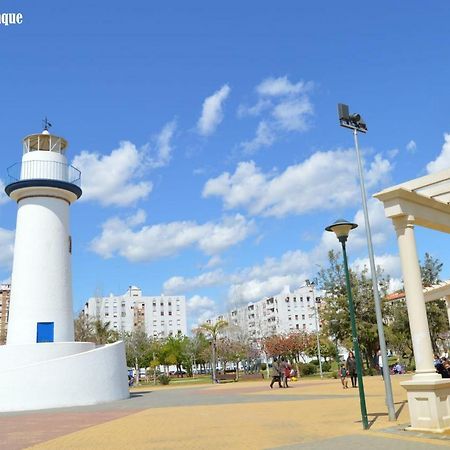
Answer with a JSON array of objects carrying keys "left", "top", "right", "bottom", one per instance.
[
  {"left": 74, "top": 312, "right": 94, "bottom": 342},
  {"left": 421, "top": 253, "right": 448, "bottom": 354},
  {"left": 122, "top": 327, "right": 153, "bottom": 383},
  {"left": 318, "top": 250, "right": 391, "bottom": 368},
  {"left": 196, "top": 320, "right": 228, "bottom": 382},
  {"left": 92, "top": 319, "right": 119, "bottom": 345}
]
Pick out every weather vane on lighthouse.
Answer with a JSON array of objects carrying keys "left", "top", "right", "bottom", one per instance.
[{"left": 42, "top": 117, "right": 52, "bottom": 132}]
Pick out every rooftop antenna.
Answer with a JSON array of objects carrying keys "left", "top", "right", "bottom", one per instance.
[{"left": 42, "top": 117, "right": 52, "bottom": 132}]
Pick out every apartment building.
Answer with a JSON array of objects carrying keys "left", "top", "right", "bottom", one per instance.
[
  {"left": 209, "top": 283, "right": 323, "bottom": 340},
  {"left": 0, "top": 284, "right": 11, "bottom": 344},
  {"left": 83, "top": 286, "right": 187, "bottom": 338}
]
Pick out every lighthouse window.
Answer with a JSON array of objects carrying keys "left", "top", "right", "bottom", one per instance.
[{"left": 68, "top": 236, "right": 72, "bottom": 254}]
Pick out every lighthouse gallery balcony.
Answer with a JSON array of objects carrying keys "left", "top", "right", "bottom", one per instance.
[{"left": 6, "top": 160, "right": 81, "bottom": 186}]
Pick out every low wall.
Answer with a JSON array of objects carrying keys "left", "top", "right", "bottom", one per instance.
[
  {"left": 0, "top": 342, "right": 95, "bottom": 369},
  {"left": 0, "top": 341, "right": 129, "bottom": 412}
]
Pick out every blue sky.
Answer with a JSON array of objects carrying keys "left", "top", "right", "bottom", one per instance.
[{"left": 1, "top": 1, "right": 450, "bottom": 330}]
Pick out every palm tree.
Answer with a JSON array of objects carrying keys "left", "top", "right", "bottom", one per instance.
[
  {"left": 92, "top": 319, "right": 119, "bottom": 345},
  {"left": 196, "top": 320, "right": 228, "bottom": 383}
]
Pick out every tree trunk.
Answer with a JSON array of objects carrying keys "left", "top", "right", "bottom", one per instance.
[{"left": 212, "top": 342, "right": 217, "bottom": 383}]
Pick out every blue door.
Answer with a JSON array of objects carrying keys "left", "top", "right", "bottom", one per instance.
[{"left": 37, "top": 322, "right": 54, "bottom": 343}]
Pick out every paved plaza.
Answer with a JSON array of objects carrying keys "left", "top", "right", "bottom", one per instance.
[{"left": 1, "top": 374, "right": 450, "bottom": 449}]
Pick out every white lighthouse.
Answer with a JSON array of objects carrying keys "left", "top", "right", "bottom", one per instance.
[
  {"left": 6, "top": 128, "right": 80, "bottom": 345},
  {"left": 0, "top": 125, "right": 129, "bottom": 412}
]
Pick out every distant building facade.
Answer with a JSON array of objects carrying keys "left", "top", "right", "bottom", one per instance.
[
  {"left": 0, "top": 284, "right": 11, "bottom": 344},
  {"left": 207, "top": 284, "right": 323, "bottom": 340},
  {"left": 83, "top": 286, "right": 187, "bottom": 338}
]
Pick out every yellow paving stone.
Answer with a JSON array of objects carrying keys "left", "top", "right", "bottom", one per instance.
[{"left": 28, "top": 375, "right": 450, "bottom": 449}]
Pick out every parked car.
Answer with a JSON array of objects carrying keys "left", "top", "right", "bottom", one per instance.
[{"left": 169, "top": 369, "right": 187, "bottom": 376}]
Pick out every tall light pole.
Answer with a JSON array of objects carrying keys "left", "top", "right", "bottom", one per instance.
[
  {"left": 326, "top": 219, "right": 369, "bottom": 430},
  {"left": 306, "top": 280, "right": 323, "bottom": 378},
  {"left": 337, "top": 104, "right": 396, "bottom": 422}
]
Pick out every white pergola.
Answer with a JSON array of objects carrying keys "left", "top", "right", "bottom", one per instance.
[
  {"left": 375, "top": 168, "right": 450, "bottom": 432},
  {"left": 388, "top": 280, "right": 450, "bottom": 324}
]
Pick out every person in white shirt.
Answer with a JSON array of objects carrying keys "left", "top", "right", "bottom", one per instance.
[{"left": 377, "top": 350, "right": 384, "bottom": 379}]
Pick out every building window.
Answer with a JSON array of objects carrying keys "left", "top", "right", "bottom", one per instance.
[
  {"left": 121, "top": 312, "right": 126, "bottom": 317},
  {"left": 161, "top": 311, "right": 164, "bottom": 316}
]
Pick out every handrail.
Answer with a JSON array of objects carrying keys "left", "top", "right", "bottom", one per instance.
[{"left": 6, "top": 161, "right": 81, "bottom": 187}]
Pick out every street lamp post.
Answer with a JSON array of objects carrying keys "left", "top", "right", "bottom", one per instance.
[
  {"left": 337, "top": 104, "right": 396, "bottom": 422},
  {"left": 307, "top": 281, "right": 323, "bottom": 378},
  {"left": 326, "top": 219, "right": 369, "bottom": 430}
]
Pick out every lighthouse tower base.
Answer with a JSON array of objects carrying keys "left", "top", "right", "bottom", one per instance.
[{"left": 0, "top": 341, "right": 129, "bottom": 412}]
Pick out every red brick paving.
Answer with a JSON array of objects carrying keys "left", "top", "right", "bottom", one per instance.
[{"left": 0, "top": 410, "right": 143, "bottom": 450}]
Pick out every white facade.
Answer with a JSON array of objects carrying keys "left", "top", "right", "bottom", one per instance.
[
  {"left": 0, "top": 128, "right": 128, "bottom": 412},
  {"left": 209, "top": 284, "right": 323, "bottom": 339},
  {"left": 83, "top": 286, "right": 187, "bottom": 338}
]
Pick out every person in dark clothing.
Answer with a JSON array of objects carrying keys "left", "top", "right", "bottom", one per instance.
[
  {"left": 270, "top": 357, "right": 282, "bottom": 388},
  {"left": 346, "top": 351, "right": 357, "bottom": 388}
]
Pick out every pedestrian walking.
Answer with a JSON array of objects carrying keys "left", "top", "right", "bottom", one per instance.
[
  {"left": 377, "top": 349, "right": 384, "bottom": 379},
  {"left": 270, "top": 357, "right": 282, "bottom": 388},
  {"left": 279, "top": 357, "right": 288, "bottom": 388},
  {"left": 339, "top": 364, "right": 349, "bottom": 389},
  {"left": 346, "top": 351, "right": 357, "bottom": 388},
  {"left": 283, "top": 359, "right": 291, "bottom": 388}
]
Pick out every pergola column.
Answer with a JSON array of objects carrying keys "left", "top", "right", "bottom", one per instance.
[
  {"left": 393, "top": 215, "right": 439, "bottom": 380},
  {"left": 446, "top": 296, "right": 450, "bottom": 332}
]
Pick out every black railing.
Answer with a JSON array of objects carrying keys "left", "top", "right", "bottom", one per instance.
[{"left": 7, "top": 160, "right": 81, "bottom": 187}]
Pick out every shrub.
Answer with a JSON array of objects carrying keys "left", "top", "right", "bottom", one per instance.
[
  {"left": 299, "top": 363, "right": 317, "bottom": 376},
  {"left": 158, "top": 374, "right": 171, "bottom": 385},
  {"left": 321, "top": 362, "right": 331, "bottom": 372},
  {"left": 364, "top": 367, "right": 377, "bottom": 376},
  {"left": 329, "top": 370, "right": 338, "bottom": 379},
  {"left": 260, "top": 363, "right": 267, "bottom": 371}
]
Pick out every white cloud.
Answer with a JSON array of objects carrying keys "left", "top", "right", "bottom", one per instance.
[
  {"left": 272, "top": 98, "right": 313, "bottom": 131},
  {"left": 91, "top": 213, "right": 254, "bottom": 262},
  {"left": 203, "top": 150, "right": 392, "bottom": 218},
  {"left": 164, "top": 270, "right": 227, "bottom": 294},
  {"left": 73, "top": 141, "right": 153, "bottom": 207},
  {"left": 365, "top": 154, "right": 393, "bottom": 189},
  {"left": 427, "top": 133, "right": 450, "bottom": 173},
  {"left": 148, "top": 120, "right": 177, "bottom": 169},
  {"left": 256, "top": 76, "right": 311, "bottom": 97},
  {"left": 351, "top": 254, "right": 401, "bottom": 279},
  {"left": 238, "top": 76, "right": 314, "bottom": 153},
  {"left": 188, "top": 295, "right": 215, "bottom": 311},
  {"left": 0, "top": 227, "right": 15, "bottom": 270},
  {"left": 387, "top": 148, "right": 399, "bottom": 159},
  {"left": 406, "top": 140, "right": 417, "bottom": 153},
  {"left": 0, "top": 180, "right": 8, "bottom": 205},
  {"left": 350, "top": 198, "right": 394, "bottom": 249},
  {"left": 241, "top": 121, "right": 275, "bottom": 154},
  {"left": 197, "top": 84, "right": 231, "bottom": 136},
  {"left": 188, "top": 296, "right": 218, "bottom": 330},
  {"left": 205, "top": 255, "right": 223, "bottom": 269},
  {"left": 237, "top": 99, "right": 272, "bottom": 117},
  {"left": 163, "top": 195, "right": 396, "bottom": 307}
]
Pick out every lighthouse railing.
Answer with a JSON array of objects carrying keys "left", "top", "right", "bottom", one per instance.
[{"left": 6, "top": 161, "right": 81, "bottom": 187}]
